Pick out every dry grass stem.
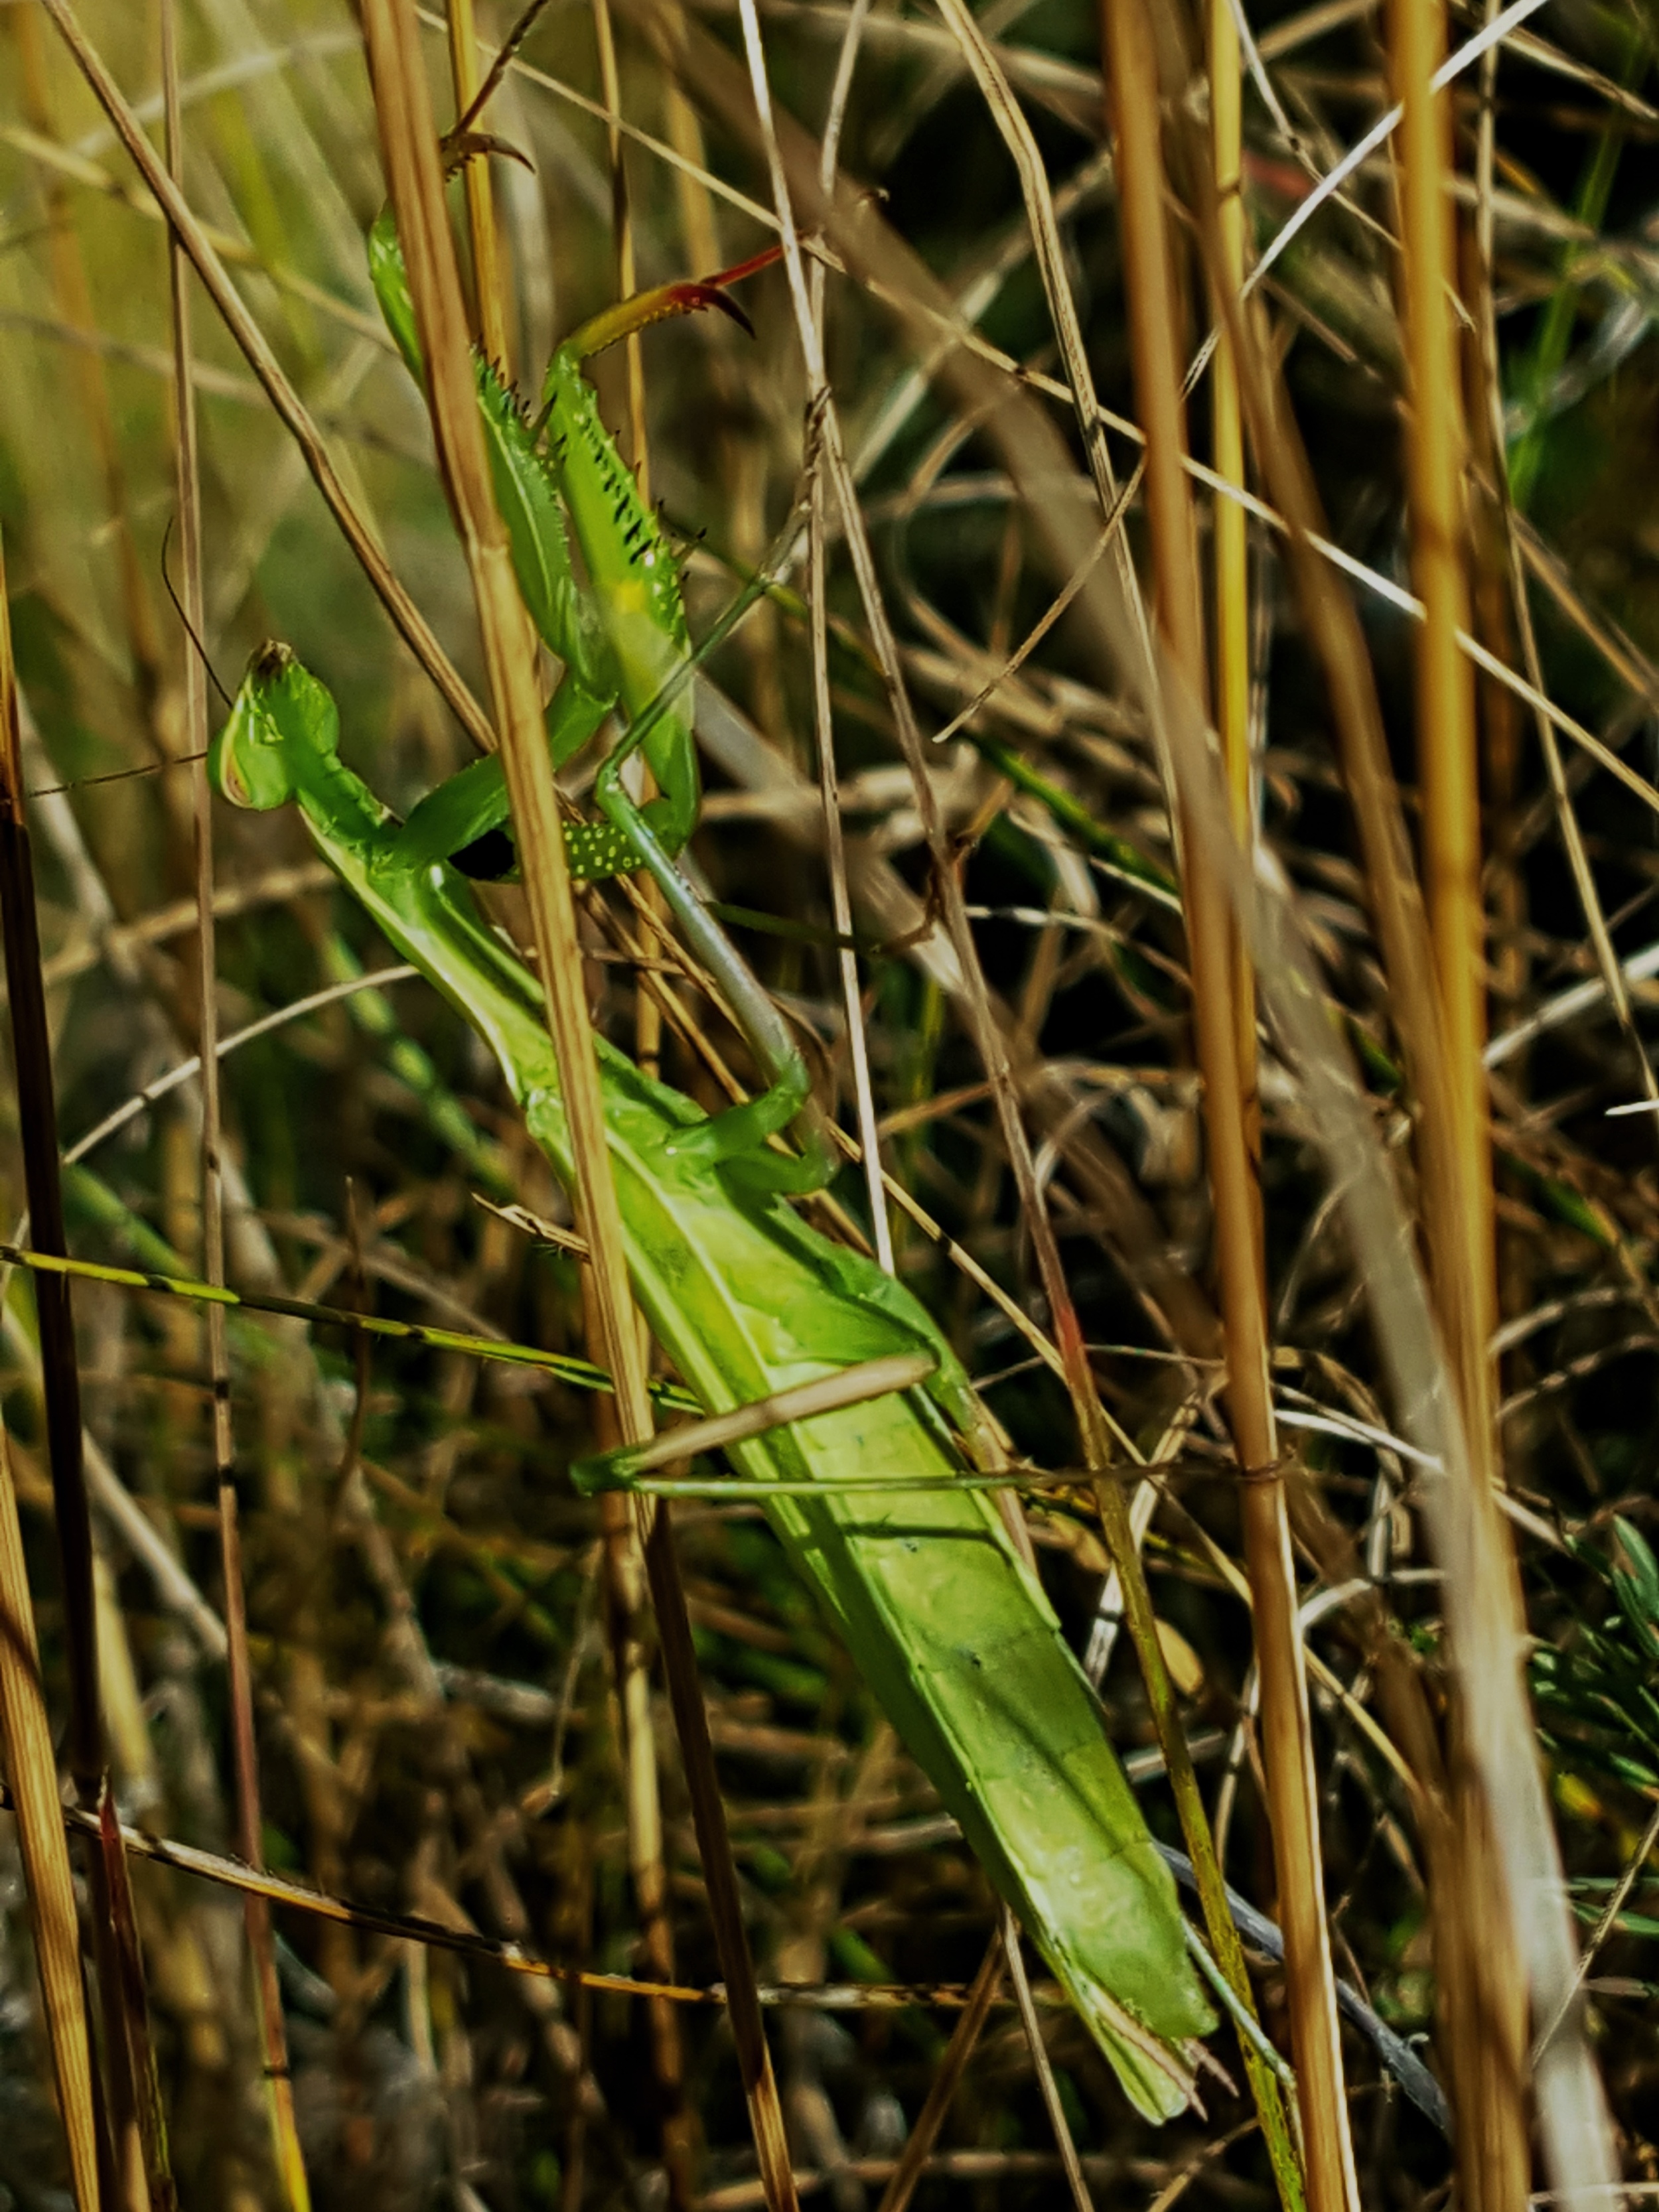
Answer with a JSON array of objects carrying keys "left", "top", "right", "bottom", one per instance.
[
  {"left": 1390, "top": 0, "right": 1531, "bottom": 2195},
  {"left": 159, "top": 6, "right": 309, "bottom": 2201},
  {"left": 806, "top": 56, "right": 894, "bottom": 1271},
  {"left": 445, "top": 0, "right": 511, "bottom": 372},
  {"left": 999, "top": 1909, "right": 1097, "bottom": 2212},
  {"left": 1100, "top": 6, "right": 1350, "bottom": 2204},
  {"left": 363, "top": 11, "right": 795, "bottom": 2209}
]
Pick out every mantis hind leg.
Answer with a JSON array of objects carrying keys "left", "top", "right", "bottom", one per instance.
[
  {"left": 664, "top": 1048, "right": 833, "bottom": 1198},
  {"left": 593, "top": 759, "right": 836, "bottom": 1195}
]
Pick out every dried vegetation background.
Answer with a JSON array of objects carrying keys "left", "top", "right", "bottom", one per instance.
[{"left": 1, "top": 0, "right": 1658, "bottom": 2207}]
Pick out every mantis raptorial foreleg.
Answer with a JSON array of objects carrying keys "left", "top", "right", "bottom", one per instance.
[
  {"left": 369, "top": 207, "right": 735, "bottom": 881},
  {"left": 596, "top": 763, "right": 835, "bottom": 1193},
  {"left": 371, "top": 204, "right": 829, "bottom": 1181},
  {"left": 577, "top": 527, "right": 839, "bottom": 1193}
]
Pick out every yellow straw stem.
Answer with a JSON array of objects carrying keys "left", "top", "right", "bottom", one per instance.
[
  {"left": 1389, "top": 0, "right": 1494, "bottom": 1425},
  {"left": 1208, "top": 0, "right": 1255, "bottom": 1108},
  {"left": 1100, "top": 3, "right": 1354, "bottom": 2206},
  {"left": 447, "top": 0, "right": 512, "bottom": 370},
  {"left": 1388, "top": 1, "right": 1531, "bottom": 2201}
]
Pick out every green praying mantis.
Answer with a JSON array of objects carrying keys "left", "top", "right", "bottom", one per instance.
[{"left": 206, "top": 208, "right": 1218, "bottom": 2119}]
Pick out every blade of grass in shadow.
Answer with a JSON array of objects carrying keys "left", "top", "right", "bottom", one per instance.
[
  {"left": 1098, "top": 5, "right": 1350, "bottom": 2205},
  {"left": 359, "top": 8, "right": 798, "bottom": 2207},
  {"left": 0, "top": 516, "right": 141, "bottom": 2208},
  {"left": 0, "top": 1425, "right": 99, "bottom": 2212},
  {"left": 1466, "top": 13, "right": 1658, "bottom": 1123},
  {"left": 0, "top": 514, "right": 104, "bottom": 1911}
]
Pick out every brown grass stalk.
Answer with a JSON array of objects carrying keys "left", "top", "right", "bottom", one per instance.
[
  {"left": 159, "top": 4, "right": 311, "bottom": 2202},
  {"left": 1099, "top": 8, "right": 1353, "bottom": 2207},
  {"left": 809, "top": 4, "right": 894, "bottom": 1274},
  {"left": 0, "top": 533, "right": 102, "bottom": 1816},
  {"left": 1207, "top": 0, "right": 1254, "bottom": 1098},
  {"left": 660, "top": 6, "right": 1288, "bottom": 2168},
  {"left": 447, "top": 0, "right": 512, "bottom": 370},
  {"left": 96, "top": 1791, "right": 175, "bottom": 2212},
  {"left": 359, "top": 10, "right": 796, "bottom": 2208},
  {"left": 1388, "top": 1, "right": 1529, "bottom": 2199},
  {"left": 443, "top": 14, "right": 693, "bottom": 2195},
  {"left": 871, "top": 1937, "right": 1000, "bottom": 2212},
  {"left": 1000, "top": 1910, "right": 1096, "bottom": 2212},
  {"left": 597, "top": 1474, "right": 695, "bottom": 2210},
  {"left": 0, "top": 516, "right": 145, "bottom": 2203},
  {"left": 1, "top": 1772, "right": 985, "bottom": 2008},
  {"left": 1390, "top": 0, "right": 1499, "bottom": 1431}
]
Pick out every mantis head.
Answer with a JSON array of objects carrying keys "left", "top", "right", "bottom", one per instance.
[{"left": 212, "top": 642, "right": 339, "bottom": 811}]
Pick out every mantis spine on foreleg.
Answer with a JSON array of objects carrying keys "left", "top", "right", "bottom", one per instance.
[{"left": 372, "top": 210, "right": 830, "bottom": 1184}]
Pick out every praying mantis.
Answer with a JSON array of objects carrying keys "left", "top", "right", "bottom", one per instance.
[{"left": 206, "top": 212, "right": 1218, "bottom": 2120}]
